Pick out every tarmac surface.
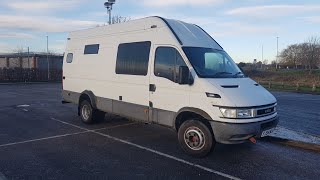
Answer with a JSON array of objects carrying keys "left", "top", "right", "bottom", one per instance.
[
  {"left": 273, "top": 92, "right": 320, "bottom": 136},
  {"left": 0, "top": 83, "right": 319, "bottom": 180}
]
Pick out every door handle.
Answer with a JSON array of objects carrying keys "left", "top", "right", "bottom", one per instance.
[{"left": 149, "top": 84, "right": 156, "bottom": 92}]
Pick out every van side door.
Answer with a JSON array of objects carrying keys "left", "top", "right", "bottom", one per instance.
[
  {"left": 149, "top": 46, "right": 190, "bottom": 127},
  {"left": 112, "top": 41, "right": 151, "bottom": 122}
]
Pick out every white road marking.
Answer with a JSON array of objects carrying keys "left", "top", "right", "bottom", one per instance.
[
  {"left": 17, "top": 104, "right": 30, "bottom": 108},
  {"left": 50, "top": 118, "right": 88, "bottom": 131},
  {"left": 2, "top": 92, "right": 24, "bottom": 96},
  {"left": 0, "top": 131, "right": 88, "bottom": 148},
  {"left": 22, "top": 109, "right": 28, "bottom": 112},
  {"left": 0, "top": 172, "right": 7, "bottom": 180},
  {"left": 93, "top": 131, "right": 241, "bottom": 180},
  {"left": 0, "top": 122, "right": 138, "bottom": 148},
  {"left": 52, "top": 118, "right": 242, "bottom": 180}
]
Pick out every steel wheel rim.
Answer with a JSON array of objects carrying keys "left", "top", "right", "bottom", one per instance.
[
  {"left": 81, "top": 104, "right": 90, "bottom": 120},
  {"left": 184, "top": 126, "right": 205, "bottom": 150}
]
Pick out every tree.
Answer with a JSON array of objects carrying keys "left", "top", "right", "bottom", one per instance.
[
  {"left": 11, "top": 46, "right": 25, "bottom": 68},
  {"left": 238, "top": 62, "right": 246, "bottom": 68},
  {"left": 305, "top": 36, "right": 320, "bottom": 73},
  {"left": 280, "top": 44, "right": 300, "bottom": 69},
  {"left": 112, "top": 15, "right": 131, "bottom": 24},
  {"left": 279, "top": 36, "right": 320, "bottom": 71},
  {"left": 97, "top": 15, "right": 131, "bottom": 27}
]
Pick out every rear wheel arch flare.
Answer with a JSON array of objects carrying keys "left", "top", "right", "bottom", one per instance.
[{"left": 78, "top": 91, "right": 97, "bottom": 113}]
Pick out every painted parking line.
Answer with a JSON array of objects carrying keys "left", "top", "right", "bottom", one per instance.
[
  {"left": 0, "top": 122, "right": 138, "bottom": 148},
  {"left": 0, "top": 92, "right": 24, "bottom": 96},
  {"left": 0, "top": 131, "right": 88, "bottom": 148},
  {"left": 52, "top": 118, "right": 242, "bottom": 180},
  {"left": 0, "top": 172, "right": 7, "bottom": 180}
]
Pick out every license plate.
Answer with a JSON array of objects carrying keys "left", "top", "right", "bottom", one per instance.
[{"left": 261, "top": 128, "right": 275, "bottom": 137}]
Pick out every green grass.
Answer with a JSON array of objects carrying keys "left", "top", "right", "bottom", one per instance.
[
  {"left": 245, "top": 69, "right": 320, "bottom": 94},
  {"left": 259, "top": 81, "right": 320, "bottom": 94}
]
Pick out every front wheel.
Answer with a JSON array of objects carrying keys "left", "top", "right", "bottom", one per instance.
[{"left": 178, "top": 120, "right": 215, "bottom": 157}]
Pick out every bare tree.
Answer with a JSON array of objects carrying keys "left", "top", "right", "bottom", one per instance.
[
  {"left": 111, "top": 15, "right": 131, "bottom": 24},
  {"left": 280, "top": 44, "right": 300, "bottom": 69},
  {"left": 11, "top": 46, "right": 25, "bottom": 68},
  {"left": 96, "top": 15, "right": 131, "bottom": 27},
  {"left": 305, "top": 36, "right": 320, "bottom": 73}
]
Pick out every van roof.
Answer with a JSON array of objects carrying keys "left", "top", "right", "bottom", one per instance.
[{"left": 69, "top": 16, "right": 222, "bottom": 49}]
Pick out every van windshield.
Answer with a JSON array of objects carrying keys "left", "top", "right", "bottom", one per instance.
[{"left": 182, "top": 47, "right": 244, "bottom": 78}]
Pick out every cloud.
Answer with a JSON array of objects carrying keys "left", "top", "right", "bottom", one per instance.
[
  {"left": 0, "top": 42, "right": 11, "bottom": 53},
  {"left": 301, "top": 16, "right": 320, "bottom": 23},
  {"left": 209, "top": 22, "right": 278, "bottom": 37},
  {"left": 49, "top": 43, "right": 67, "bottom": 53},
  {"left": 0, "top": 14, "right": 103, "bottom": 32},
  {"left": 226, "top": 5, "right": 320, "bottom": 18},
  {"left": 3, "top": 0, "right": 82, "bottom": 13},
  {"left": 141, "top": 0, "right": 227, "bottom": 7},
  {"left": 0, "top": 32, "right": 35, "bottom": 39}
]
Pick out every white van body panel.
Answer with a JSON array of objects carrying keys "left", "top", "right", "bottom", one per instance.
[
  {"left": 62, "top": 16, "right": 278, "bottom": 144},
  {"left": 207, "top": 78, "right": 276, "bottom": 107}
]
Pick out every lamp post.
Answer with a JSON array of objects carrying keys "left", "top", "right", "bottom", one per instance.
[
  {"left": 104, "top": 0, "right": 116, "bottom": 25},
  {"left": 47, "top": 35, "right": 50, "bottom": 81},
  {"left": 276, "top": 36, "right": 279, "bottom": 69}
]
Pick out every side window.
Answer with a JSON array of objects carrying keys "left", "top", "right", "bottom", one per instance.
[
  {"left": 66, "top": 53, "right": 73, "bottom": 63},
  {"left": 116, "top": 41, "right": 151, "bottom": 76},
  {"left": 154, "top": 47, "right": 187, "bottom": 82},
  {"left": 84, "top": 44, "right": 99, "bottom": 54}
]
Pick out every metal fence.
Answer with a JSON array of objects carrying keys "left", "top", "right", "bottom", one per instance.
[{"left": 0, "top": 68, "right": 62, "bottom": 82}]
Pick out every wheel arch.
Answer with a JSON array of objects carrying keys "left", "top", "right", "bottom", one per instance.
[
  {"left": 174, "top": 107, "right": 213, "bottom": 132},
  {"left": 78, "top": 90, "right": 97, "bottom": 115}
]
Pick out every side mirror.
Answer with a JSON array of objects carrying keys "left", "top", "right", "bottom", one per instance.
[{"left": 178, "top": 66, "right": 194, "bottom": 85}]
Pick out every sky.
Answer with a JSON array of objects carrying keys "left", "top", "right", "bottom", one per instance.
[{"left": 0, "top": 0, "right": 319, "bottom": 63}]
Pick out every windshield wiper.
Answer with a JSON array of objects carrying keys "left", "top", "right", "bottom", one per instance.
[{"left": 213, "top": 72, "right": 233, "bottom": 76}]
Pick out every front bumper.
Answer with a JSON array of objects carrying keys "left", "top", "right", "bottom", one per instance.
[{"left": 210, "top": 116, "right": 279, "bottom": 144}]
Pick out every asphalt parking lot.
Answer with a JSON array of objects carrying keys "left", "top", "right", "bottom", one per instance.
[{"left": 0, "top": 83, "right": 319, "bottom": 180}]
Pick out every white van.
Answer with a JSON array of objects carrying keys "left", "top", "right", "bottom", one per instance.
[{"left": 62, "top": 16, "right": 278, "bottom": 157}]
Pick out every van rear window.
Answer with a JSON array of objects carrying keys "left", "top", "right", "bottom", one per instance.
[
  {"left": 84, "top": 44, "right": 99, "bottom": 54},
  {"left": 116, "top": 41, "right": 151, "bottom": 76}
]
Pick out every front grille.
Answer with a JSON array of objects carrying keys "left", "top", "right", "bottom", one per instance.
[{"left": 257, "top": 107, "right": 275, "bottom": 116}]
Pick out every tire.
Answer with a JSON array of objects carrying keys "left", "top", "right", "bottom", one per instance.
[
  {"left": 79, "top": 100, "right": 105, "bottom": 124},
  {"left": 178, "top": 119, "right": 215, "bottom": 157}
]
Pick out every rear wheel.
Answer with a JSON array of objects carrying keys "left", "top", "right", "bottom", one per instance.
[
  {"left": 79, "top": 100, "right": 105, "bottom": 124},
  {"left": 178, "top": 119, "right": 215, "bottom": 157}
]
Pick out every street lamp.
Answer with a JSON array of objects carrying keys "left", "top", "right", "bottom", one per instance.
[
  {"left": 276, "top": 36, "right": 279, "bottom": 69},
  {"left": 104, "top": 0, "right": 116, "bottom": 25},
  {"left": 46, "top": 35, "right": 50, "bottom": 81}
]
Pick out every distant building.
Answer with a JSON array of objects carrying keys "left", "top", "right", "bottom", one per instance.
[{"left": 0, "top": 52, "right": 63, "bottom": 70}]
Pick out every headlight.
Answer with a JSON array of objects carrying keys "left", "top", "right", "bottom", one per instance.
[
  {"left": 219, "top": 108, "right": 237, "bottom": 118},
  {"left": 219, "top": 108, "right": 254, "bottom": 119}
]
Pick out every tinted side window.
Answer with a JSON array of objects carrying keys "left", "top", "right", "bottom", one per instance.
[
  {"left": 84, "top": 44, "right": 99, "bottom": 54},
  {"left": 116, "top": 41, "right": 151, "bottom": 76},
  {"left": 154, "top": 47, "right": 186, "bottom": 82},
  {"left": 66, "top": 53, "right": 73, "bottom": 63}
]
